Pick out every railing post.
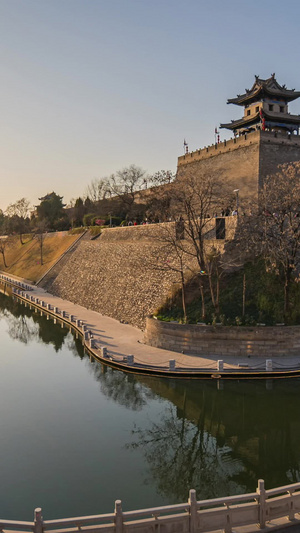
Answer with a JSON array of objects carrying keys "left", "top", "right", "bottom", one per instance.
[
  {"left": 266, "top": 359, "right": 272, "bottom": 371},
  {"left": 114, "top": 499, "right": 123, "bottom": 533},
  {"left": 34, "top": 507, "right": 43, "bottom": 533},
  {"left": 288, "top": 490, "right": 295, "bottom": 521},
  {"left": 257, "top": 479, "right": 266, "bottom": 529},
  {"left": 224, "top": 507, "right": 232, "bottom": 533},
  {"left": 188, "top": 489, "right": 197, "bottom": 533}
]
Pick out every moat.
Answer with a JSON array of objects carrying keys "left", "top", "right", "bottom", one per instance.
[{"left": 1, "top": 285, "right": 300, "bottom": 521}]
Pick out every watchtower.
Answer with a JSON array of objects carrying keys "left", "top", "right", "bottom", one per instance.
[
  {"left": 220, "top": 74, "right": 300, "bottom": 135},
  {"left": 177, "top": 75, "right": 300, "bottom": 205}
]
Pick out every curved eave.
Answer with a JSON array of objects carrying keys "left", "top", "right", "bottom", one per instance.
[
  {"left": 220, "top": 112, "right": 260, "bottom": 130},
  {"left": 228, "top": 88, "right": 261, "bottom": 106},
  {"left": 228, "top": 88, "right": 300, "bottom": 106},
  {"left": 263, "top": 111, "right": 300, "bottom": 125}
]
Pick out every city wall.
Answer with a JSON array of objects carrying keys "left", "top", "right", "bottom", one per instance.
[
  {"left": 177, "top": 130, "right": 300, "bottom": 203},
  {"left": 144, "top": 317, "right": 300, "bottom": 357}
]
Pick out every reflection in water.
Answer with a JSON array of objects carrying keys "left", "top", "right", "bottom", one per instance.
[
  {"left": 128, "top": 401, "right": 243, "bottom": 500},
  {"left": 88, "top": 364, "right": 157, "bottom": 411},
  {"left": 0, "top": 289, "right": 70, "bottom": 351},
  {"left": 2, "top": 285, "right": 300, "bottom": 507},
  {"left": 126, "top": 376, "right": 300, "bottom": 500}
]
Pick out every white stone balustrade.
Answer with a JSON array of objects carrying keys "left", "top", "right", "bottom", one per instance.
[{"left": 3, "top": 480, "right": 300, "bottom": 533}]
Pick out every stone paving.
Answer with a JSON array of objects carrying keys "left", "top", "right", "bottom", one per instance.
[{"left": 3, "top": 271, "right": 300, "bottom": 377}]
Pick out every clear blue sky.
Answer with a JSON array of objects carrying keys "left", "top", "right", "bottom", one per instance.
[{"left": 1, "top": 0, "right": 300, "bottom": 210}]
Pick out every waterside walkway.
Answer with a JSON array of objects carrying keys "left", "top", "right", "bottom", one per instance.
[{"left": 2, "top": 272, "right": 300, "bottom": 379}]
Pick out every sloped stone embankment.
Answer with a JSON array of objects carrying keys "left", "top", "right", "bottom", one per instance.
[{"left": 46, "top": 225, "right": 180, "bottom": 330}]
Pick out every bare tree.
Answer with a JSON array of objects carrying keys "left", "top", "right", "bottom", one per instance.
[
  {"left": 0, "top": 236, "right": 11, "bottom": 268},
  {"left": 108, "top": 164, "right": 146, "bottom": 217},
  {"left": 149, "top": 170, "right": 176, "bottom": 187},
  {"left": 85, "top": 178, "right": 111, "bottom": 203},
  {"left": 238, "top": 162, "right": 300, "bottom": 320},
  {"left": 148, "top": 223, "right": 197, "bottom": 323},
  {"left": 168, "top": 170, "right": 232, "bottom": 318},
  {"left": 35, "top": 220, "right": 48, "bottom": 266},
  {"left": 6, "top": 197, "right": 31, "bottom": 244}
]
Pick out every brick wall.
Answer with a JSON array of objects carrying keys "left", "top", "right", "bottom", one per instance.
[
  {"left": 177, "top": 130, "right": 300, "bottom": 206},
  {"left": 144, "top": 317, "right": 300, "bottom": 357}
]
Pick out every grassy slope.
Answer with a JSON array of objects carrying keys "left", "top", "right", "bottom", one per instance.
[{"left": 0, "top": 233, "right": 79, "bottom": 283}]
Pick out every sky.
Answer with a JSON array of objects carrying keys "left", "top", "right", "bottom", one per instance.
[{"left": 1, "top": 0, "right": 300, "bottom": 210}]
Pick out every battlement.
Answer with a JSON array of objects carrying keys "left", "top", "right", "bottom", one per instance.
[{"left": 178, "top": 130, "right": 300, "bottom": 166}]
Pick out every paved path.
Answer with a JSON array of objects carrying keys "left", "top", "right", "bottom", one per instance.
[{"left": 3, "top": 272, "right": 300, "bottom": 377}]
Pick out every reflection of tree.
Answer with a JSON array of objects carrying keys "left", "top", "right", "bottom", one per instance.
[
  {"left": 88, "top": 363, "right": 157, "bottom": 411},
  {"left": 127, "top": 377, "right": 300, "bottom": 501},
  {"left": 35, "top": 314, "right": 68, "bottom": 352},
  {"left": 5, "top": 312, "right": 38, "bottom": 343},
  {"left": 127, "top": 401, "right": 244, "bottom": 502},
  {"left": 65, "top": 333, "right": 85, "bottom": 359},
  {"left": 0, "top": 291, "right": 69, "bottom": 351}
]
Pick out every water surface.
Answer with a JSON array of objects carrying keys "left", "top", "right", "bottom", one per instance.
[{"left": 0, "top": 286, "right": 300, "bottom": 521}]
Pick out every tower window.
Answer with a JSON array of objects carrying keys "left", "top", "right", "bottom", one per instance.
[
  {"left": 269, "top": 104, "right": 274, "bottom": 111},
  {"left": 256, "top": 106, "right": 259, "bottom": 113},
  {"left": 247, "top": 109, "right": 251, "bottom": 116},
  {"left": 280, "top": 106, "right": 284, "bottom": 112}
]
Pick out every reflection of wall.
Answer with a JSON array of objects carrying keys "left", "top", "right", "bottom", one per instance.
[{"left": 144, "top": 316, "right": 300, "bottom": 357}]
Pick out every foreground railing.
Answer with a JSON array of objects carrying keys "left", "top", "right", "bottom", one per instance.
[{"left": 2, "top": 480, "right": 300, "bottom": 533}]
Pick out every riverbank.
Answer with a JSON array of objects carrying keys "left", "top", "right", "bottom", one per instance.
[{"left": 3, "top": 271, "right": 300, "bottom": 379}]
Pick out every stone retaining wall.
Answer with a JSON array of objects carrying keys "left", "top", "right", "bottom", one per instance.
[
  {"left": 45, "top": 222, "right": 235, "bottom": 330},
  {"left": 47, "top": 238, "right": 180, "bottom": 330},
  {"left": 144, "top": 317, "right": 300, "bottom": 357}
]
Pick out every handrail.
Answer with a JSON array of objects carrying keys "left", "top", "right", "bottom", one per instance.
[
  {"left": 4, "top": 480, "right": 300, "bottom": 533},
  {"left": 195, "top": 491, "right": 259, "bottom": 508},
  {"left": 0, "top": 519, "right": 34, "bottom": 528}
]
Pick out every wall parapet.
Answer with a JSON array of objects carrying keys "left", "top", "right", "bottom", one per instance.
[
  {"left": 178, "top": 129, "right": 300, "bottom": 167},
  {"left": 144, "top": 317, "right": 300, "bottom": 357}
]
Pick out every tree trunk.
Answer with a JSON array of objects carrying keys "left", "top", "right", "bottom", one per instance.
[
  {"left": 19, "top": 233, "right": 24, "bottom": 245},
  {"left": 1, "top": 251, "right": 7, "bottom": 268},
  {"left": 180, "top": 271, "right": 187, "bottom": 324},
  {"left": 216, "top": 274, "right": 220, "bottom": 315},
  {"left": 242, "top": 273, "right": 246, "bottom": 318},
  {"left": 284, "top": 273, "right": 290, "bottom": 321},
  {"left": 199, "top": 279, "right": 206, "bottom": 319},
  {"left": 208, "top": 269, "right": 216, "bottom": 313}
]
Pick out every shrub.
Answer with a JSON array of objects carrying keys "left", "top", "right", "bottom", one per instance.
[{"left": 83, "top": 213, "right": 97, "bottom": 226}]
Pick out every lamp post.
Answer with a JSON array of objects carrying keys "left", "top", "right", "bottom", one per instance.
[{"left": 233, "top": 189, "right": 239, "bottom": 215}]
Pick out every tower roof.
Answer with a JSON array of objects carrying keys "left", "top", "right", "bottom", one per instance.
[
  {"left": 220, "top": 110, "right": 300, "bottom": 131},
  {"left": 228, "top": 74, "right": 300, "bottom": 106}
]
